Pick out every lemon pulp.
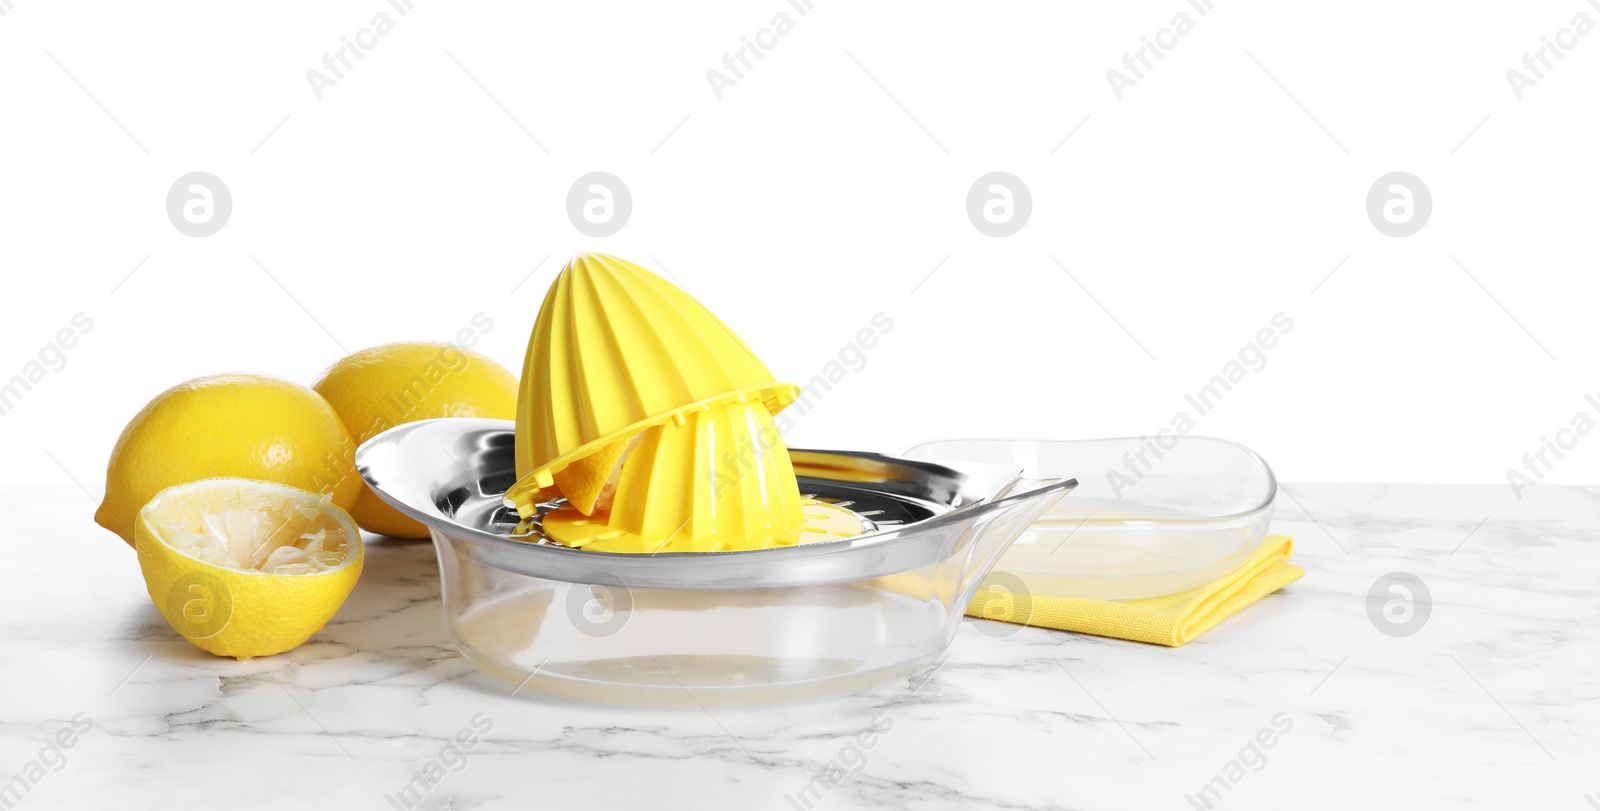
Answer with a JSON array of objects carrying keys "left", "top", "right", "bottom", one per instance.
[{"left": 145, "top": 481, "right": 354, "bottom": 574}]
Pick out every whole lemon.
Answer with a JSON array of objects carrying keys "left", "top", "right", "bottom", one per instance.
[
  {"left": 96, "top": 375, "right": 361, "bottom": 546},
  {"left": 313, "top": 342, "right": 518, "bottom": 538}
]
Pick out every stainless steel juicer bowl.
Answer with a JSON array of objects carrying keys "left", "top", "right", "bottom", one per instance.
[{"left": 357, "top": 418, "right": 1076, "bottom": 706}]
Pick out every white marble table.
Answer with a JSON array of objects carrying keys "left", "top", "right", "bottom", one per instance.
[{"left": 3, "top": 483, "right": 1594, "bottom": 810}]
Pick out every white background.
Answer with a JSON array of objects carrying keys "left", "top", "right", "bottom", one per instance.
[{"left": 2, "top": 0, "right": 1598, "bottom": 490}]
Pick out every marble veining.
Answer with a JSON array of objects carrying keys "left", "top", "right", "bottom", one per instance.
[{"left": 2, "top": 483, "right": 1595, "bottom": 810}]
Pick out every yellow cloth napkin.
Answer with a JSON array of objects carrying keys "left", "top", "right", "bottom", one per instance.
[{"left": 965, "top": 535, "right": 1303, "bottom": 646}]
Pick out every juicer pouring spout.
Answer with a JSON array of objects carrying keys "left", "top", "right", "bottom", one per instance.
[{"left": 950, "top": 476, "right": 1077, "bottom": 610}]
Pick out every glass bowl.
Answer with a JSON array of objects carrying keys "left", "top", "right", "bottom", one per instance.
[
  {"left": 356, "top": 419, "right": 1075, "bottom": 706},
  {"left": 904, "top": 437, "right": 1276, "bottom": 601}
]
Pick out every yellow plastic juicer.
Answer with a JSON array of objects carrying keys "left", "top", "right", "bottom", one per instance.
[{"left": 505, "top": 253, "right": 863, "bottom": 553}]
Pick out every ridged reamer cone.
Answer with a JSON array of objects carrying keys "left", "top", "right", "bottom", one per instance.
[
  {"left": 508, "top": 253, "right": 799, "bottom": 514},
  {"left": 541, "top": 399, "right": 807, "bottom": 553}
]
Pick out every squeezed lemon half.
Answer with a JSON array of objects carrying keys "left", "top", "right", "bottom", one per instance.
[
  {"left": 551, "top": 435, "right": 638, "bottom": 516},
  {"left": 135, "top": 478, "right": 364, "bottom": 659}
]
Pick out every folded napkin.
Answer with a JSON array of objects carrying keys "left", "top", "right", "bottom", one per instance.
[{"left": 965, "top": 535, "right": 1303, "bottom": 646}]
